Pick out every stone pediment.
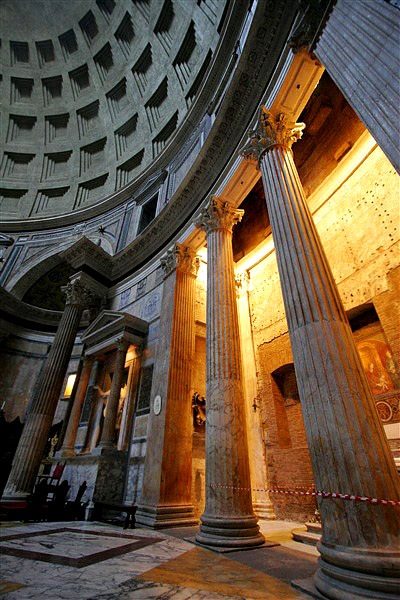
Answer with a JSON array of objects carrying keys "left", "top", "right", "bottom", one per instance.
[{"left": 81, "top": 310, "right": 148, "bottom": 355}]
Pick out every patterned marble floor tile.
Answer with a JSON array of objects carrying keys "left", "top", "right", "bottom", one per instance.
[
  {"left": 0, "top": 527, "right": 162, "bottom": 568},
  {"left": 0, "top": 581, "right": 26, "bottom": 596},
  {"left": 89, "top": 577, "right": 244, "bottom": 599},
  {"left": 0, "top": 521, "right": 313, "bottom": 599},
  {"left": 138, "top": 547, "right": 308, "bottom": 599}
]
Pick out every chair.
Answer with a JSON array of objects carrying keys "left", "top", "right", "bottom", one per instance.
[
  {"left": 47, "top": 480, "right": 71, "bottom": 521},
  {"left": 25, "top": 479, "right": 50, "bottom": 522},
  {"left": 64, "top": 481, "right": 88, "bottom": 520},
  {"left": 36, "top": 462, "right": 65, "bottom": 489}
]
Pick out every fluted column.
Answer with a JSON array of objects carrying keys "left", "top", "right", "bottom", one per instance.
[
  {"left": 98, "top": 339, "right": 129, "bottom": 448},
  {"left": 56, "top": 356, "right": 82, "bottom": 452},
  {"left": 194, "top": 197, "right": 264, "bottom": 549},
  {"left": 59, "top": 356, "right": 93, "bottom": 457},
  {"left": 136, "top": 244, "right": 199, "bottom": 528},
  {"left": 2, "top": 276, "right": 100, "bottom": 500},
  {"left": 315, "top": 0, "right": 399, "bottom": 173},
  {"left": 241, "top": 108, "right": 400, "bottom": 598},
  {"left": 235, "top": 272, "right": 275, "bottom": 520}
]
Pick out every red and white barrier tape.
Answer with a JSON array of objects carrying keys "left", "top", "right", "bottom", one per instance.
[{"left": 208, "top": 484, "right": 400, "bottom": 506}]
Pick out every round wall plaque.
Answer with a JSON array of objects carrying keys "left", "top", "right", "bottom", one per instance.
[{"left": 153, "top": 394, "right": 162, "bottom": 415}]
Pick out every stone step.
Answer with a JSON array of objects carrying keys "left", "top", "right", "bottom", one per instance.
[
  {"left": 291, "top": 528, "right": 321, "bottom": 546},
  {"left": 305, "top": 521, "right": 322, "bottom": 534}
]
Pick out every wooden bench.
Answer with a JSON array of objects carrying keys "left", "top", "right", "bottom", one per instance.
[{"left": 92, "top": 502, "right": 136, "bottom": 529}]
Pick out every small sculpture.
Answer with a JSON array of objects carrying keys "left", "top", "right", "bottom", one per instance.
[{"left": 192, "top": 392, "right": 206, "bottom": 427}]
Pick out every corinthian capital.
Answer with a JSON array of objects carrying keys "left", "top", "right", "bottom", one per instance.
[
  {"left": 240, "top": 108, "right": 305, "bottom": 163},
  {"left": 195, "top": 196, "right": 244, "bottom": 234},
  {"left": 161, "top": 244, "right": 200, "bottom": 278},
  {"left": 235, "top": 271, "right": 251, "bottom": 297},
  {"left": 63, "top": 280, "right": 96, "bottom": 308}
]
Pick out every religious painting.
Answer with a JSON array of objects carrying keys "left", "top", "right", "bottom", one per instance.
[{"left": 356, "top": 330, "right": 400, "bottom": 424}]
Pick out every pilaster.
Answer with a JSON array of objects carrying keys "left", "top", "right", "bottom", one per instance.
[
  {"left": 235, "top": 272, "right": 275, "bottom": 520},
  {"left": 136, "top": 243, "right": 199, "bottom": 528}
]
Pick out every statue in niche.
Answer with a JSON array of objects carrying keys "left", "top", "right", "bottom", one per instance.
[
  {"left": 89, "top": 385, "right": 110, "bottom": 449},
  {"left": 47, "top": 433, "right": 58, "bottom": 458},
  {"left": 115, "top": 383, "right": 127, "bottom": 439},
  {"left": 192, "top": 392, "right": 206, "bottom": 428}
]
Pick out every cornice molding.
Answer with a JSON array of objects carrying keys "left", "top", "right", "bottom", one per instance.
[
  {"left": 0, "top": 286, "right": 61, "bottom": 332},
  {"left": 81, "top": 309, "right": 148, "bottom": 355},
  {"left": 112, "top": 0, "right": 298, "bottom": 280}
]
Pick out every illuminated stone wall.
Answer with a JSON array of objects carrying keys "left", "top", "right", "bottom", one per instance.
[{"left": 249, "top": 145, "right": 399, "bottom": 520}]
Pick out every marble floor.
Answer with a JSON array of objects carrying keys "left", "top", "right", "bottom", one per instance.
[{"left": 0, "top": 520, "right": 319, "bottom": 599}]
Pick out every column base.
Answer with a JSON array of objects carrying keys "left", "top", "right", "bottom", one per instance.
[
  {"left": 95, "top": 441, "right": 115, "bottom": 451},
  {"left": 136, "top": 503, "right": 198, "bottom": 529},
  {"left": 195, "top": 513, "right": 265, "bottom": 548},
  {"left": 1, "top": 491, "right": 30, "bottom": 502},
  {"left": 253, "top": 500, "right": 276, "bottom": 520},
  {"left": 91, "top": 445, "right": 118, "bottom": 456},
  {"left": 314, "top": 541, "right": 400, "bottom": 599},
  {"left": 55, "top": 448, "right": 76, "bottom": 458}
]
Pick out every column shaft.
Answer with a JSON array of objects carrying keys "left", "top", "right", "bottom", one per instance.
[
  {"left": 2, "top": 301, "right": 84, "bottom": 499},
  {"left": 59, "top": 357, "right": 93, "bottom": 456},
  {"left": 243, "top": 108, "right": 400, "bottom": 597},
  {"left": 195, "top": 197, "right": 264, "bottom": 548},
  {"left": 236, "top": 273, "right": 275, "bottom": 519},
  {"left": 57, "top": 356, "right": 83, "bottom": 451},
  {"left": 98, "top": 341, "right": 129, "bottom": 448},
  {"left": 315, "top": 0, "right": 399, "bottom": 173},
  {"left": 136, "top": 244, "right": 198, "bottom": 528}
]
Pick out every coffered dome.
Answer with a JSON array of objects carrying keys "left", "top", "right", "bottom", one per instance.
[{"left": 0, "top": 0, "right": 231, "bottom": 222}]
